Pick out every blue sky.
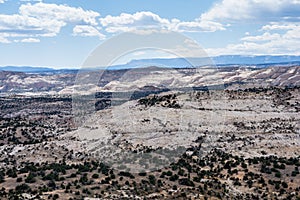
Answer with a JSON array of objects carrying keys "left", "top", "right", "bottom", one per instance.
[{"left": 0, "top": 0, "right": 300, "bottom": 68}]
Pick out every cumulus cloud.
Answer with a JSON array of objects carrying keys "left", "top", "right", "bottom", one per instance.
[
  {"left": 283, "top": 26, "right": 300, "bottom": 39},
  {"left": 0, "top": 2, "right": 100, "bottom": 43},
  {"left": 206, "top": 23, "right": 300, "bottom": 56},
  {"left": 261, "top": 22, "right": 300, "bottom": 31},
  {"left": 20, "top": 3, "right": 100, "bottom": 25},
  {"left": 0, "top": 3, "right": 233, "bottom": 44},
  {"left": 201, "top": 0, "right": 300, "bottom": 25},
  {"left": 174, "top": 20, "right": 225, "bottom": 32},
  {"left": 100, "top": 11, "right": 225, "bottom": 33},
  {"left": 2, "top": 5, "right": 227, "bottom": 43},
  {"left": 167, "top": 0, "right": 300, "bottom": 33},
  {"left": 73, "top": 25, "right": 106, "bottom": 39},
  {"left": 0, "top": 14, "right": 66, "bottom": 37},
  {"left": 100, "top": 11, "right": 170, "bottom": 33},
  {"left": 241, "top": 32, "right": 281, "bottom": 42},
  {"left": 0, "top": 0, "right": 5, "bottom": 3}
]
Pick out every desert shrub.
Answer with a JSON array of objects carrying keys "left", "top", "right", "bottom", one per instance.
[
  {"left": 148, "top": 175, "right": 156, "bottom": 185},
  {"left": 118, "top": 171, "right": 134, "bottom": 179},
  {"left": 138, "top": 172, "right": 147, "bottom": 176},
  {"left": 25, "top": 172, "right": 36, "bottom": 183},
  {"left": 16, "top": 177, "right": 23, "bottom": 182},
  {"left": 15, "top": 184, "right": 31, "bottom": 193},
  {"left": 178, "top": 178, "right": 195, "bottom": 187},
  {"left": 169, "top": 174, "right": 179, "bottom": 181},
  {"left": 92, "top": 174, "right": 99, "bottom": 179}
]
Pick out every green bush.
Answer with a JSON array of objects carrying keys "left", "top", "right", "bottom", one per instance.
[
  {"left": 169, "top": 174, "right": 179, "bottom": 181},
  {"left": 25, "top": 172, "right": 36, "bottom": 183},
  {"left": 15, "top": 184, "right": 31, "bottom": 193},
  {"left": 148, "top": 175, "right": 156, "bottom": 185},
  {"left": 178, "top": 178, "right": 194, "bottom": 187},
  {"left": 92, "top": 174, "right": 99, "bottom": 179}
]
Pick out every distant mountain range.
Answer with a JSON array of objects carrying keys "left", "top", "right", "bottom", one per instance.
[
  {"left": 1, "top": 55, "right": 300, "bottom": 73},
  {"left": 0, "top": 66, "right": 78, "bottom": 74},
  {"left": 213, "top": 55, "right": 300, "bottom": 65},
  {"left": 120, "top": 55, "right": 300, "bottom": 69},
  {"left": 0, "top": 66, "right": 54, "bottom": 73}
]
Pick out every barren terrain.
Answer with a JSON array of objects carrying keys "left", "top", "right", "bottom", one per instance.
[{"left": 0, "top": 66, "right": 299, "bottom": 199}]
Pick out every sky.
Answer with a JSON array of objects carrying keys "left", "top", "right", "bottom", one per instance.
[{"left": 0, "top": 0, "right": 300, "bottom": 68}]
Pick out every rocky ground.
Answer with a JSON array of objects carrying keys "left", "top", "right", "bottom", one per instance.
[
  {"left": 0, "top": 85, "right": 298, "bottom": 199},
  {"left": 0, "top": 66, "right": 299, "bottom": 199}
]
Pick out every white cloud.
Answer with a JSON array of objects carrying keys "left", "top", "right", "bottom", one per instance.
[
  {"left": 260, "top": 22, "right": 300, "bottom": 40},
  {"left": 0, "top": 4, "right": 230, "bottom": 43},
  {"left": 20, "top": 3, "right": 100, "bottom": 25},
  {"left": 199, "top": 0, "right": 300, "bottom": 56},
  {"left": 0, "top": 2, "right": 101, "bottom": 43},
  {"left": 261, "top": 22, "right": 300, "bottom": 31},
  {"left": 201, "top": 0, "right": 300, "bottom": 24},
  {"left": 20, "top": 37, "right": 40, "bottom": 43},
  {"left": 98, "top": 0, "right": 300, "bottom": 35},
  {"left": 201, "top": 0, "right": 253, "bottom": 22},
  {"left": 0, "top": 36, "right": 10, "bottom": 43},
  {"left": 206, "top": 23, "right": 300, "bottom": 56},
  {"left": 100, "top": 11, "right": 170, "bottom": 33},
  {"left": 100, "top": 11, "right": 225, "bottom": 33},
  {"left": 73, "top": 25, "right": 105, "bottom": 39},
  {"left": 0, "top": 0, "right": 5, "bottom": 3},
  {"left": 174, "top": 20, "right": 225, "bottom": 32},
  {"left": 241, "top": 32, "right": 281, "bottom": 42},
  {"left": 0, "top": 14, "right": 66, "bottom": 37}
]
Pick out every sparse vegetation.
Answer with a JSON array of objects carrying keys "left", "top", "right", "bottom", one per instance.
[{"left": 0, "top": 82, "right": 299, "bottom": 199}]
